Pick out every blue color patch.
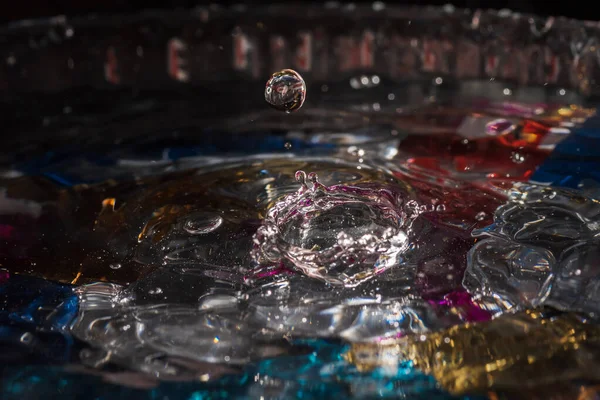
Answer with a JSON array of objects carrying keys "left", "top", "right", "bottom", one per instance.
[
  {"left": 0, "top": 339, "right": 484, "bottom": 400},
  {"left": 531, "top": 115, "right": 600, "bottom": 189},
  {"left": 0, "top": 275, "right": 78, "bottom": 364}
]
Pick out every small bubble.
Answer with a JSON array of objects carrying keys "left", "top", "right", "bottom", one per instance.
[
  {"left": 109, "top": 263, "right": 122, "bottom": 270},
  {"left": 183, "top": 214, "right": 223, "bottom": 235},
  {"left": 20, "top": 332, "right": 34, "bottom": 344},
  {"left": 149, "top": 287, "right": 163, "bottom": 295},
  {"left": 265, "top": 69, "right": 306, "bottom": 113},
  {"left": 510, "top": 152, "right": 526, "bottom": 164},
  {"left": 284, "top": 142, "right": 292, "bottom": 150},
  {"left": 475, "top": 211, "right": 487, "bottom": 221},
  {"left": 485, "top": 119, "right": 515, "bottom": 136}
]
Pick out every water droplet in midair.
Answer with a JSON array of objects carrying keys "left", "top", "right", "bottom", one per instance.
[
  {"left": 295, "top": 170, "right": 307, "bottom": 184},
  {"left": 485, "top": 119, "right": 516, "bottom": 136},
  {"left": 109, "top": 263, "right": 122, "bottom": 270},
  {"left": 284, "top": 141, "right": 292, "bottom": 150},
  {"left": 475, "top": 211, "right": 487, "bottom": 221},
  {"left": 265, "top": 69, "right": 306, "bottom": 113}
]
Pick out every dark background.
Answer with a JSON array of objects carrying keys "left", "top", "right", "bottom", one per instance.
[{"left": 1, "top": 0, "right": 594, "bottom": 23}]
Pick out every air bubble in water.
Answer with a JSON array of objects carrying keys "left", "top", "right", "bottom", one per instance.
[
  {"left": 183, "top": 213, "right": 223, "bottom": 235},
  {"left": 109, "top": 263, "right": 122, "bottom": 270},
  {"left": 265, "top": 69, "right": 306, "bottom": 113}
]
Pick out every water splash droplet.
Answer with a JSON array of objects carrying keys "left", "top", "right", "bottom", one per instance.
[
  {"left": 265, "top": 69, "right": 306, "bottom": 113},
  {"left": 295, "top": 170, "right": 307, "bottom": 185},
  {"left": 251, "top": 171, "right": 417, "bottom": 287}
]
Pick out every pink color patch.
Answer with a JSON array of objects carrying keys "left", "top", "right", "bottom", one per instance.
[{"left": 0, "top": 269, "right": 9, "bottom": 285}]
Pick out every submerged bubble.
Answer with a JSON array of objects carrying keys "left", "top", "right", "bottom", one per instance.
[{"left": 265, "top": 69, "right": 306, "bottom": 113}]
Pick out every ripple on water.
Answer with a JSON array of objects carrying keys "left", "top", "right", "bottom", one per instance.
[
  {"left": 68, "top": 157, "right": 501, "bottom": 376},
  {"left": 463, "top": 183, "right": 600, "bottom": 316}
]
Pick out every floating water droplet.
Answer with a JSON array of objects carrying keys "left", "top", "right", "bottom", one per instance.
[
  {"left": 485, "top": 119, "right": 516, "bottom": 136},
  {"left": 284, "top": 141, "right": 292, "bottom": 150},
  {"left": 183, "top": 213, "right": 223, "bottom": 235},
  {"left": 475, "top": 211, "right": 487, "bottom": 221},
  {"left": 109, "top": 263, "right": 122, "bottom": 270},
  {"left": 265, "top": 69, "right": 306, "bottom": 113}
]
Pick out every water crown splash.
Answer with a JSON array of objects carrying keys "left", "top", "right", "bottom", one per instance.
[{"left": 251, "top": 170, "right": 417, "bottom": 287}]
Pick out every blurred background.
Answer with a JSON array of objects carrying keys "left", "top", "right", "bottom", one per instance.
[{"left": 1, "top": 0, "right": 589, "bottom": 23}]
